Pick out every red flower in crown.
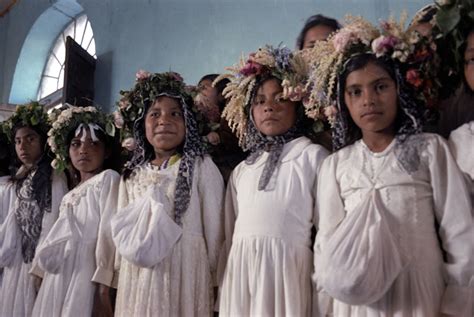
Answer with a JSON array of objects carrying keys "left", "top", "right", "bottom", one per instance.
[{"left": 406, "top": 69, "right": 423, "bottom": 88}]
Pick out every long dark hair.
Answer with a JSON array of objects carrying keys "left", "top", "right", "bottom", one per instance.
[
  {"left": 333, "top": 53, "right": 423, "bottom": 150},
  {"left": 10, "top": 124, "right": 53, "bottom": 212},
  {"left": 296, "top": 14, "right": 341, "bottom": 50}
]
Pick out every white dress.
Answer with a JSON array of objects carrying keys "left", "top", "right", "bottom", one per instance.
[
  {"left": 0, "top": 171, "right": 68, "bottom": 317},
  {"left": 112, "top": 155, "right": 224, "bottom": 317},
  {"left": 449, "top": 121, "right": 474, "bottom": 206},
  {"left": 0, "top": 176, "right": 15, "bottom": 287},
  {"left": 219, "top": 136, "right": 329, "bottom": 316},
  {"left": 314, "top": 133, "right": 474, "bottom": 317},
  {"left": 32, "top": 170, "right": 119, "bottom": 317}
]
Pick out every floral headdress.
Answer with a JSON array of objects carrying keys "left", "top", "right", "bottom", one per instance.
[
  {"left": 115, "top": 70, "right": 206, "bottom": 225},
  {"left": 305, "top": 15, "right": 441, "bottom": 129},
  {"left": 47, "top": 105, "right": 115, "bottom": 172},
  {"left": 2, "top": 101, "right": 50, "bottom": 142},
  {"left": 214, "top": 44, "right": 311, "bottom": 148}
]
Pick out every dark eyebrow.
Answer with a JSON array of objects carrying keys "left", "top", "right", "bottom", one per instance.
[
  {"left": 346, "top": 76, "right": 392, "bottom": 90},
  {"left": 15, "top": 133, "right": 37, "bottom": 140}
]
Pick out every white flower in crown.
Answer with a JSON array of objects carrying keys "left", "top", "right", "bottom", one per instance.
[
  {"left": 51, "top": 159, "right": 59, "bottom": 169},
  {"left": 113, "top": 111, "right": 124, "bottom": 128},
  {"left": 122, "top": 137, "right": 136, "bottom": 151}
]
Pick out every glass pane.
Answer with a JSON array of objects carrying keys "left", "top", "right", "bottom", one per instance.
[
  {"left": 44, "top": 54, "right": 61, "bottom": 77},
  {"left": 75, "top": 14, "right": 87, "bottom": 46},
  {"left": 58, "top": 66, "right": 65, "bottom": 90},
  {"left": 62, "top": 21, "right": 75, "bottom": 44},
  {"left": 52, "top": 37, "right": 66, "bottom": 65},
  {"left": 38, "top": 77, "right": 58, "bottom": 99},
  {"left": 82, "top": 21, "right": 93, "bottom": 52},
  {"left": 87, "top": 38, "right": 96, "bottom": 57}
]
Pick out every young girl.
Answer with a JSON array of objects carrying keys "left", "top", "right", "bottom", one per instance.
[
  {"left": 216, "top": 45, "right": 328, "bottom": 316},
  {"left": 0, "top": 102, "right": 68, "bottom": 316},
  {"left": 449, "top": 27, "right": 474, "bottom": 206},
  {"left": 307, "top": 18, "right": 474, "bottom": 316},
  {"left": 195, "top": 74, "right": 246, "bottom": 182},
  {"left": 31, "top": 106, "right": 120, "bottom": 317},
  {"left": 111, "top": 71, "right": 224, "bottom": 316}
]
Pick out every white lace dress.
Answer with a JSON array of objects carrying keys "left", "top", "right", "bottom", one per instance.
[
  {"left": 218, "top": 136, "right": 329, "bottom": 316},
  {"left": 314, "top": 133, "right": 474, "bottom": 317},
  {"left": 112, "top": 156, "right": 224, "bottom": 317},
  {"left": 0, "top": 171, "right": 68, "bottom": 317},
  {"left": 31, "top": 170, "right": 119, "bottom": 317},
  {"left": 449, "top": 121, "right": 474, "bottom": 207}
]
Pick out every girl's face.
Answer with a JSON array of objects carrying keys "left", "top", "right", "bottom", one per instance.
[
  {"left": 344, "top": 61, "right": 398, "bottom": 136},
  {"left": 303, "top": 24, "right": 335, "bottom": 49},
  {"left": 198, "top": 79, "right": 219, "bottom": 105},
  {"left": 15, "top": 127, "right": 43, "bottom": 167},
  {"left": 145, "top": 96, "right": 185, "bottom": 155},
  {"left": 69, "top": 129, "right": 106, "bottom": 176},
  {"left": 252, "top": 78, "right": 297, "bottom": 137},
  {"left": 464, "top": 31, "right": 474, "bottom": 91}
]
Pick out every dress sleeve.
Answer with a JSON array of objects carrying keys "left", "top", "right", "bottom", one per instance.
[
  {"left": 33, "top": 207, "right": 76, "bottom": 275},
  {"left": 428, "top": 135, "right": 474, "bottom": 316},
  {"left": 0, "top": 207, "right": 19, "bottom": 268},
  {"left": 310, "top": 145, "right": 330, "bottom": 226},
  {"left": 91, "top": 171, "right": 120, "bottom": 287},
  {"left": 197, "top": 156, "right": 225, "bottom": 286},
  {"left": 111, "top": 181, "right": 183, "bottom": 268},
  {"left": 313, "top": 155, "right": 344, "bottom": 316}
]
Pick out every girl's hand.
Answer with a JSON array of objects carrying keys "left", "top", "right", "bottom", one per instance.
[
  {"left": 206, "top": 132, "right": 220, "bottom": 145},
  {"left": 92, "top": 284, "right": 113, "bottom": 317}
]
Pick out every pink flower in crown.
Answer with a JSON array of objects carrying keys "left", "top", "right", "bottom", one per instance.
[
  {"left": 239, "top": 59, "right": 263, "bottom": 76},
  {"left": 324, "top": 105, "right": 338, "bottom": 125},
  {"left": 169, "top": 72, "right": 184, "bottom": 82},
  {"left": 372, "top": 35, "right": 399, "bottom": 57},
  {"left": 333, "top": 30, "right": 359, "bottom": 53},
  {"left": 136, "top": 69, "right": 151, "bottom": 81}
]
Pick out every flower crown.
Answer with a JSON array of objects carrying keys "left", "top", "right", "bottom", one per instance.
[
  {"left": 47, "top": 105, "right": 115, "bottom": 172},
  {"left": 214, "top": 44, "right": 310, "bottom": 146},
  {"left": 114, "top": 70, "right": 197, "bottom": 150},
  {"left": 305, "top": 15, "right": 441, "bottom": 126},
  {"left": 2, "top": 101, "right": 50, "bottom": 142}
]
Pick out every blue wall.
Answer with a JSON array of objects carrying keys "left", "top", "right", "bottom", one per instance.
[{"left": 0, "top": 0, "right": 432, "bottom": 111}]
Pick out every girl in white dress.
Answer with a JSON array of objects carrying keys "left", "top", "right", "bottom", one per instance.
[
  {"left": 0, "top": 102, "right": 68, "bottom": 316},
  {"left": 306, "top": 18, "right": 474, "bottom": 316},
  {"left": 449, "top": 27, "right": 474, "bottom": 205},
  {"left": 32, "top": 106, "right": 120, "bottom": 317},
  {"left": 215, "top": 45, "right": 328, "bottom": 316},
  {"left": 111, "top": 71, "right": 224, "bottom": 316}
]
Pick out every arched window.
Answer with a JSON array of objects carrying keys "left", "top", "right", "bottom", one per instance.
[{"left": 37, "top": 13, "right": 96, "bottom": 100}]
